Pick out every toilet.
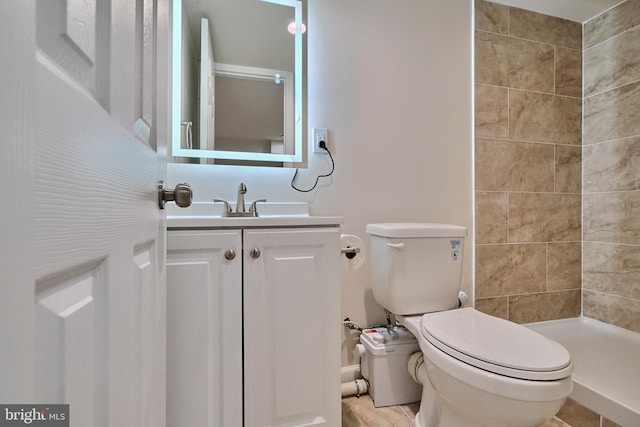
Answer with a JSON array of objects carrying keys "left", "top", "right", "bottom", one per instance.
[{"left": 366, "top": 223, "right": 573, "bottom": 427}]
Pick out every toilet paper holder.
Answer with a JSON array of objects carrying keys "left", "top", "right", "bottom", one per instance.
[{"left": 341, "top": 246, "right": 361, "bottom": 259}]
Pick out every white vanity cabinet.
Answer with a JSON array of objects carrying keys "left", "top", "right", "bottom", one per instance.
[
  {"left": 166, "top": 229, "right": 243, "bottom": 427},
  {"left": 167, "top": 225, "right": 341, "bottom": 427}
]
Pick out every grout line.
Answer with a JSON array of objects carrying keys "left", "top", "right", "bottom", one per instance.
[{"left": 399, "top": 404, "right": 417, "bottom": 422}]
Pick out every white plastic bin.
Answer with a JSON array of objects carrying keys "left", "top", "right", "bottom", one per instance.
[{"left": 360, "top": 326, "right": 422, "bottom": 407}]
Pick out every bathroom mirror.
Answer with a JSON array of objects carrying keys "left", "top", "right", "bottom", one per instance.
[{"left": 171, "top": 0, "right": 306, "bottom": 166}]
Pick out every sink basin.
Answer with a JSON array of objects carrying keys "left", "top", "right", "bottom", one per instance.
[{"left": 167, "top": 201, "right": 311, "bottom": 218}]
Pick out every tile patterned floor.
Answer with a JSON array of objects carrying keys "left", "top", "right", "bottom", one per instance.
[
  {"left": 342, "top": 395, "right": 418, "bottom": 427},
  {"left": 341, "top": 395, "right": 571, "bottom": 427}
]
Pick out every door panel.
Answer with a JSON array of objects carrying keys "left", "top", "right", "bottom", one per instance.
[
  {"left": 0, "top": 1, "right": 170, "bottom": 426},
  {"left": 35, "top": 261, "right": 107, "bottom": 426},
  {"left": 166, "top": 230, "right": 243, "bottom": 427},
  {"left": 243, "top": 228, "right": 341, "bottom": 427},
  {"left": 35, "top": 0, "right": 101, "bottom": 97}
]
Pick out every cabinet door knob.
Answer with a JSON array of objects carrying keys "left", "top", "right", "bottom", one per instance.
[
  {"left": 224, "top": 249, "right": 236, "bottom": 260},
  {"left": 249, "top": 248, "right": 261, "bottom": 259}
]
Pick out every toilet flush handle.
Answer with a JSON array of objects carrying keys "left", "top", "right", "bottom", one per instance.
[{"left": 387, "top": 242, "right": 405, "bottom": 250}]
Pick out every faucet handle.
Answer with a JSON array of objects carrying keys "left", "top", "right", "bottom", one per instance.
[
  {"left": 249, "top": 199, "right": 267, "bottom": 215},
  {"left": 213, "top": 198, "right": 232, "bottom": 213}
]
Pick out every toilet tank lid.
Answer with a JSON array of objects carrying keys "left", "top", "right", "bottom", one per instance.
[{"left": 366, "top": 223, "right": 467, "bottom": 238}]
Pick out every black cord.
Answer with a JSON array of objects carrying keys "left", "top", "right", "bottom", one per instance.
[{"left": 290, "top": 142, "right": 335, "bottom": 192}]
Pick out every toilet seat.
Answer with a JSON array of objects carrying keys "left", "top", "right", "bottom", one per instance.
[{"left": 420, "top": 308, "right": 572, "bottom": 381}]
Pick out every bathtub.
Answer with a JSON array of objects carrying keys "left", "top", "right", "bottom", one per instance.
[{"left": 526, "top": 317, "right": 640, "bottom": 426}]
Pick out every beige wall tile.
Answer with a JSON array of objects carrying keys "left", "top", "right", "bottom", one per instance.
[
  {"left": 509, "top": 7, "right": 582, "bottom": 49},
  {"left": 584, "top": 191, "right": 640, "bottom": 244},
  {"left": 580, "top": 0, "right": 640, "bottom": 335},
  {"left": 476, "top": 139, "right": 554, "bottom": 191},
  {"left": 475, "top": 84, "right": 508, "bottom": 138},
  {"left": 583, "top": 242, "right": 640, "bottom": 300},
  {"left": 475, "top": 191, "right": 508, "bottom": 244},
  {"left": 509, "top": 193, "right": 581, "bottom": 242},
  {"left": 510, "top": 90, "right": 581, "bottom": 145},
  {"left": 584, "top": 81, "right": 640, "bottom": 145},
  {"left": 555, "top": 47, "right": 582, "bottom": 98},
  {"left": 555, "top": 145, "right": 582, "bottom": 193},
  {"left": 583, "top": 290, "right": 640, "bottom": 333},
  {"left": 475, "top": 32, "right": 554, "bottom": 93},
  {"left": 584, "top": 25, "right": 640, "bottom": 97},
  {"left": 475, "top": 296, "right": 508, "bottom": 319},
  {"left": 476, "top": 243, "right": 546, "bottom": 298},
  {"left": 509, "top": 290, "right": 580, "bottom": 323},
  {"left": 557, "top": 398, "right": 600, "bottom": 427},
  {"left": 475, "top": 0, "right": 508, "bottom": 34},
  {"left": 548, "top": 243, "right": 581, "bottom": 291},
  {"left": 584, "top": 0, "right": 640, "bottom": 49},
  {"left": 583, "top": 137, "right": 640, "bottom": 192},
  {"left": 473, "top": 3, "right": 585, "bottom": 327}
]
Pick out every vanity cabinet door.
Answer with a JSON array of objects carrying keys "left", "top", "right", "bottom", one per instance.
[
  {"left": 243, "top": 227, "right": 341, "bottom": 427},
  {"left": 166, "top": 229, "right": 243, "bottom": 427}
]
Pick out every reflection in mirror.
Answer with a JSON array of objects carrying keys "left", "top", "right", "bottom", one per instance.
[{"left": 171, "top": 0, "right": 305, "bottom": 167}]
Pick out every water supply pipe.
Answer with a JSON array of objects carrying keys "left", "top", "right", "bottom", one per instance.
[{"left": 341, "top": 379, "right": 369, "bottom": 398}]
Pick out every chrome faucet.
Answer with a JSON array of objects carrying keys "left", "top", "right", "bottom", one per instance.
[
  {"left": 236, "top": 182, "right": 247, "bottom": 213},
  {"left": 213, "top": 182, "right": 266, "bottom": 217}
]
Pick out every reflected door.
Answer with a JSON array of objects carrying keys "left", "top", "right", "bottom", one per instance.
[{"left": 199, "top": 17, "right": 215, "bottom": 151}]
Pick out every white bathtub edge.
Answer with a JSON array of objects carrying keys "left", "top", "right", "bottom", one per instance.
[{"left": 526, "top": 316, "right": 640, "bottom": 426}]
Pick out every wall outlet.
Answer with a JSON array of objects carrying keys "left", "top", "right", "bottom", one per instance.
[{"left": 313, "top": 128, "right": 328, "bottom": 154}]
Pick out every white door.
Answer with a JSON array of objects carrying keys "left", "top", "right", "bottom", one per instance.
[
  {"left": 0, "top": 1, "right": 171, "bottom": 426},
  {"left": 243, "top": 228, "right": 342, "bottom": 427},
  {"left": 166, "top": 229, "right": 243, "bottom": 427}
]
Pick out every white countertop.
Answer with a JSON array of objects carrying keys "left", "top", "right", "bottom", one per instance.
[
  {"left": 167, "top": 215, "right": 343, "bottom": 229},
  {"left": 167, "top": 202, "right": 343, "bottom": 228}
]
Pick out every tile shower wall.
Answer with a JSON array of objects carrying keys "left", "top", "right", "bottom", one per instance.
[
  {"left": 474, "top": 0, "right": 582, "bottom": 322},
  {"left": 583, "top": 0, "right": 640, "bottom": 333}
]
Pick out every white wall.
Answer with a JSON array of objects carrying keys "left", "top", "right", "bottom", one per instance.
[{"left": 168, "top": 0, "right": 473, "bottom": 369}]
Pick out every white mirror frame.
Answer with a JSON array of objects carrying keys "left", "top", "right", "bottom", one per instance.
[{"left": 171, "top": 0, "right": 303, "bottom": 164}]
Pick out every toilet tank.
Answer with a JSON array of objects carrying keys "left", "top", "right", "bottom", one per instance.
[{"left": 366, "top": 223, "right": 466, "bottom": 315}]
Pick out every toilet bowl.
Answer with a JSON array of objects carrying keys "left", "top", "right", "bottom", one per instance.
[
  {"left": 366, "top": 223, "right": 573, "bottom": 427},
  {"left": 400, "top": 310, "right": 572, "bottom": 427}
]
